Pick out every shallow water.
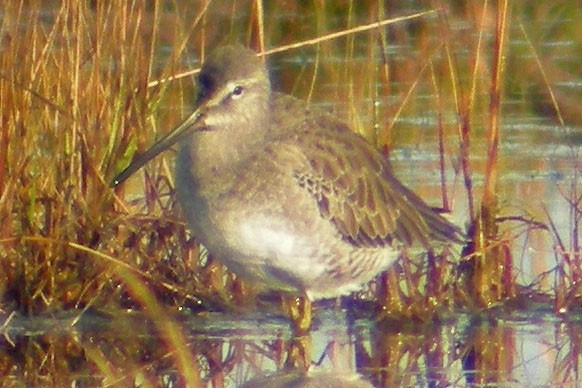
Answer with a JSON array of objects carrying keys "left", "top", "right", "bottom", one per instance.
[{"left": 2, "top": 306, "right": 582, "bottom": 386}]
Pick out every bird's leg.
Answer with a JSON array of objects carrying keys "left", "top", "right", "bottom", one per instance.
[
  {"left": 283, "top": 294, "right": 312, "bottom": 336},
  {"left": 284, "top": 335, "right": 312, "bottom": 371}
]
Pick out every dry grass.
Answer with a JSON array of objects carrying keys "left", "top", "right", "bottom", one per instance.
[{"left": 0, "top": 0, "right": 580, "bottom": 385}]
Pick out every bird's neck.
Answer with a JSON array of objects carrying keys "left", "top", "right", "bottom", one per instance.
[{"left": 178, "top": 112, "right": 271, "bottom": 197}]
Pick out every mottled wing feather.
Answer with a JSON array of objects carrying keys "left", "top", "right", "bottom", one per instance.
[{"left": 271, "top": 96, "right": 462, "bottom": 249}]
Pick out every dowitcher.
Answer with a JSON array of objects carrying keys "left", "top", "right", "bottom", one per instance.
[{"left": 112, "top": 45, "right": 463, "bottom": 333}]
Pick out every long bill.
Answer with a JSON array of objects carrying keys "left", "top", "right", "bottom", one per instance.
[{"left": 110, "top": 108, "right": 204, "bottom": 187}]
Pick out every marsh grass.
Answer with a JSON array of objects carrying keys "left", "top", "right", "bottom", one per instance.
[{"left": 0, "top": 0, "right": 580, "bottom": 385}]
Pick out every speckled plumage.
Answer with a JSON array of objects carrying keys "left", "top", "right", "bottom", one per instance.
[{"left": 113, "top": 45, "right": 463, "bottom": 301}]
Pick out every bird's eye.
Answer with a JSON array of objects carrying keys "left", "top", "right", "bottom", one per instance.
[{"left": 232, "top": 85, "right": 244, "bottom": 98}]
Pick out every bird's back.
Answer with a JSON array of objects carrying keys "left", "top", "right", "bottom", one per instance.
[{"left": 266, "top": 93, "right": 464, "bottom": 252}]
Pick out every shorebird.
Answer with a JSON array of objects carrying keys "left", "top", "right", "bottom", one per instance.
[{"left": 112, "top": 45, "right": 463, "bottom": 334}]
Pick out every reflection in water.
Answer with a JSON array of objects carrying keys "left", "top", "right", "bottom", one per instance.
[
  {"left": 1, "top": 307, "right": 581, "bottom": 386},
  {"left": 239, "top": 369, "right": 373, "bottom": 388}
]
